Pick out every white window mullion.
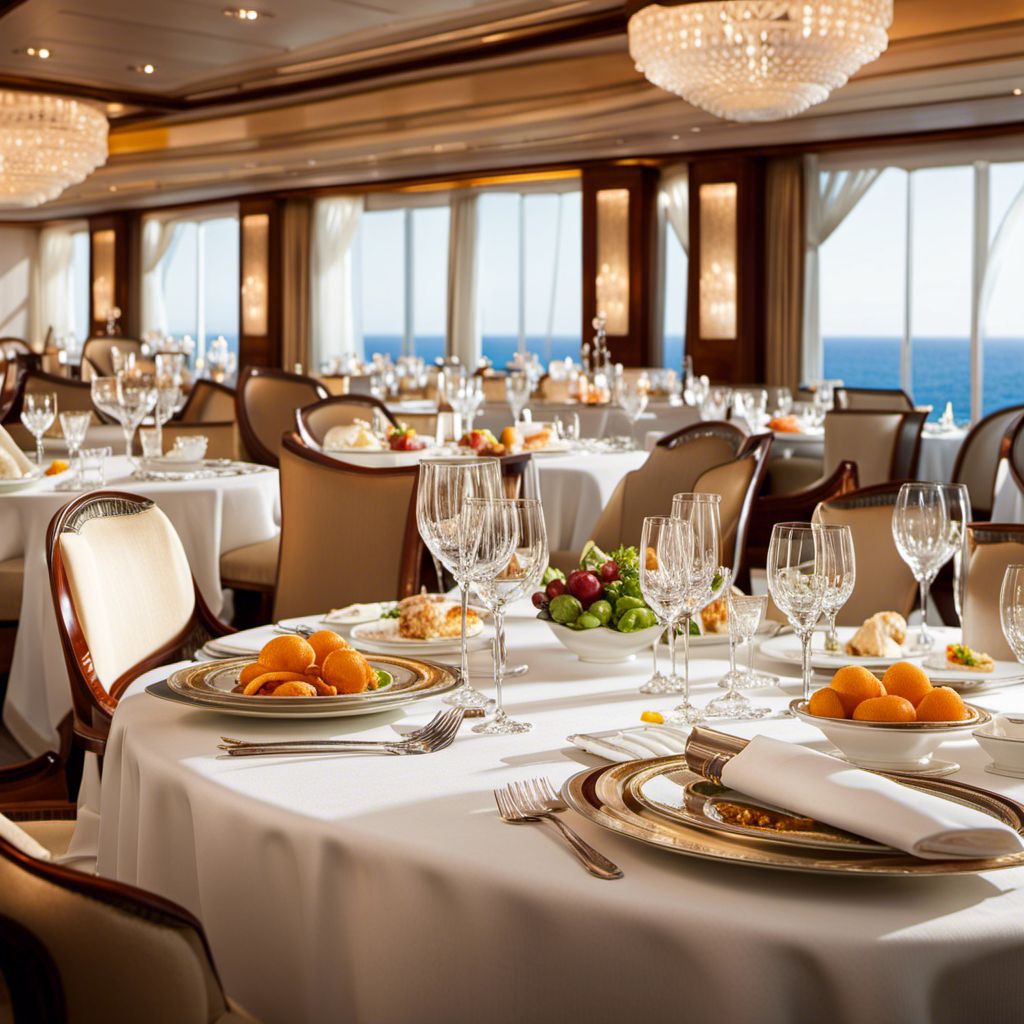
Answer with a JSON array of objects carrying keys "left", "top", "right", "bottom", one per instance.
[
  {"left": 517, "top": 194, "right": 526, "bottom": 356},
  {"left": 544, "top": 192, "right": 564, "bottom": 366},
  {"left": 196, "top": 222, "right": 206, "bottom": 365},
  {"left": 404, "top": 208, "right": 414, "bottom": 358},
  {"left": 902, "top": 172, "right": 914, "bottom": 398},
  {"left": 971, "top": 161, "right": 990, "bottom": 424}
]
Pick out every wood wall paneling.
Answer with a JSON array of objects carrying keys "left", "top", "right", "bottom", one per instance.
[
  {"left": 238, "top": 198, "right": 282, "bottom": 369},
  {"left": 88, "top": 214, "right": 133, "bottom": 337}
]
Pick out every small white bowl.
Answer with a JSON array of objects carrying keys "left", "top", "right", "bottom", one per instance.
[
  {"left": 974, "top": 717, "right": 1024, "bottom": 778},
  {"left": 544, "top": 619, "right": 662, "bottom": 664},
  {"left": 791, "top": 699, "right": 989, "bottom": 772}
]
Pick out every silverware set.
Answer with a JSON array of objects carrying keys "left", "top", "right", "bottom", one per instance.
[
  {"left": 218, "top": 707, "right": 476, "bottom": 757},
  {"left": 494, "top": 776, "right": 623, "bottom": 879}
]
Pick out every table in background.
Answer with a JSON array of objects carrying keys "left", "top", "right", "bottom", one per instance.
[
  {"left": 90, "top": 606, "right": 1024, "bottom": 1024},
  {"left": 0, "top": 456, "right": 280, "bottom": 755}
]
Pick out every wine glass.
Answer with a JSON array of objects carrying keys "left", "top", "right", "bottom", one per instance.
[
  {"left": 638, "top": 516, "right": 692, "bottom": 701},
  {"left": 462, "top": 377, "right": 485, "bottom": 434},
  {"left": 767, "top": 523, "right": 828, "bottom": 702},
  {"left": 59, "top": 410, "right": 92, "bottom": 488},
  {"left": 152, "top": 377, "right": 183, "bottom": 458},
  {"left": 705, "top": 594, "right": 772, "bottom": 719},
  {"left": 20, "top": 393, "right": 56, "bottom": 465},
  {"left": 468, "top": 498, "right": 546, "bottom": 734},
  {"left": 892, "top": 483, "right": 955, "bottom": 652},
  {"left": 506, "top": 373, "right": 531, "bottom": 425},
  {"left": 619, "top": 376, "right": 649, "bottom": 448},
  {"left": 1000, "top": 566, "right": 1024, "bottom": 663},
  {"left": 817, "top": 523, "right": 856, "bottom": 653},
  {"left": 416, "top": 457, "right": 503, "bottom": 710},
  {"left": 116, "top": 374, "right": 157, "bottom": 462},
  {"left": 936, "top": 483, "right": 971, "bottom": 626},
  {"left": 665, "top": 493, "right": 723, "bottom": 720}
]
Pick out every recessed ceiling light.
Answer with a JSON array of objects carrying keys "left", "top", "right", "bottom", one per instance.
[
  {"left": 127, "top": 63, "right": 156, "bottom": 74},
  {"left": 1014, "top": 88, "right": 1022, "bottom": 96},
  {"left": 107, "top": 102, "right": 125, "bottom": 115},
  {"left": 224, "top": 7, "right": 269, "bottom": 20},
  {"left": 671, "top": 134, "right": 681, "bottom": 140},
  {"left": 690, "top": 126, "right": 701, "bottom": 133},
  {"left": 20, "top": 47, "right": 51, "bottom": 59}
]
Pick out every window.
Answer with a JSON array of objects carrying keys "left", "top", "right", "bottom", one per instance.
[
  {"left": 352, "top": 205, "right": 449, "bottom": 364},
  {"left": 477, "top": 190, "right": 581, "bottom": 368},
  {"left": 662, "top": 219, "right": 688, "bottom": 372},
  {"left": 70, "top": 230, "right": 90, "bottom": 342}
]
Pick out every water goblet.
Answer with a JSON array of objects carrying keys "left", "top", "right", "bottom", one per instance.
[
  {"left": 469, "top": 498, "right": 547, "bottom": 734},
  {"left": 152, "top": 379, "right": 183, "bottom": 456},
  {"left": 1000, "top": 566, "right": 1024, "bottom": 664},
  {"left": 619, "top": 376, "right": 649, "bottom": 448},
  {"left": 506, "top": 373, "right": 531, "bottom": 425},
  {"left": 59, "top": 410, "right": 92, "bottom": 487},
  {"left": 704, "top": 594, "right": 773, "bottom": 719},
  {"left": 817, "top": 523, "right": 856, "bottom": 653},
  {"left": 416, "top": 457, "right": 503, "bottom": 710},
  {"left": 935, "top": 483, "right": 971, "bottom": 626},
  {"left": 21, "top": 393, "right": 56, "bottom": 465},
  {"left": 892, "top": 483, "right": 954, "bottom": 652},
  {"left": 767, "top": 523, "right": 828, "bottom": 702},
  {"left": 116, "top": 374, "right": 157, "bottom": 462}
]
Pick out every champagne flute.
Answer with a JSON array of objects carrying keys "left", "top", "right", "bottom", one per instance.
[
  {"left": 767, "top": 523, "right": 828, "bottom": 702},
  {"left": 21, "top": 393, "right": 56, "bottom": 465},
  {"left": 416, "top": 457, "right": 502, "bottom": 710},
  {"left": 468, "top": 498, "right": 546, "bottom": 734},
  {"left": 817, "top": 523, "right": 856, "bottom": 652},
  {"left": 1000, "top": 565, "right": 1024, "bottom": 663},
  {"left": 59, "top": 410, "right": 92, "bottom": 488},
  {"left": 705, "top": 594, "right": 772, "bottom": 719},
  {"left": 936, "top": 483, "right": 971, "bottom": 626},
  {"left": 892, "top": 483, "right": 953, "bottom": 652}
]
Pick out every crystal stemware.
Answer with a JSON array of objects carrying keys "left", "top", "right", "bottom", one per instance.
[
  {"left": 116, "top": 374, "right": 157, "bottom": 462},
  {"left": 892, "top": 483, "right": 955, "bottom": 652},
  {"left": 619, "top": 376, "right": 649, "bottom": 448},
  {"left": 152, "top": 379, "right": 183, "bottom": 457},
  {"left": 705, "top": 594, "right": 772, "bottom": 719},
  {"left": 1000, "top": 565, "right": 1024, "bottom": 663},
  {"left": 767, "top": 523, "right": 828, "bottom": 702},
  {"left": 469, "top": 497, "right": 546, "bottom": 734},
  {"left": 936, "top": 483, "right": 971, "bottom": 626},
  {"left": 506, "top": 372, "right": 531, "bottom": 425},
  {"left": 416, "top": 457, "right": 502, "bottom": 710},
  {"left": 21, "top": 393, "right": 56, "bottom": 465},
  {"left": 59, "top": 410, "right": 92, "bottom": 487},
  {"left": 817, "top": 523, "right": 856, "bottom": 652}
]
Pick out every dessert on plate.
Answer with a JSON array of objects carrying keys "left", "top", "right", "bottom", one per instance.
[
  {"left": 844, "top": 611, "right": 907, "bottom": 657},
  {"left": 323, "top": 420, "right": 381, "bottom": 450},
  {"left": 398, "top": 592, "right": 480, "bottom": 639}
]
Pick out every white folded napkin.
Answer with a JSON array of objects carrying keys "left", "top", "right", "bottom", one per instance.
[
  {"left": 569, "top": 726, "right": 692, "bottom": 762},
  {"left": 720, "top": 734, "right": 1024, "bottom": 860},
  {"left": 323, "top": 602, "right": 385, "bottom": 624},
  {"left": 0, "top": 424, "right": 33, "bottom": 478}
]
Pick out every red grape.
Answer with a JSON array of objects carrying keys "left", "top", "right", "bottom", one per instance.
[
  {"left": 566, "top": 570, "right": 603, "bottom": 605},
  {"left": 600, "top": 560, "right": 620, "bottom": 582},
  {"left": 545, "top": 579, "right": 566, "bottom": 600},
  {"left": 531, "top": 591, "right": 547, "bottom": 609}
]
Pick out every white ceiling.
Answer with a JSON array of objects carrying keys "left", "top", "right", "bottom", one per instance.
[{"left": 2, "top": 0, "right": 1024, "bottom": 218}]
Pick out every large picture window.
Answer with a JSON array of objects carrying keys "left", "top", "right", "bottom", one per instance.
[{"left": 662, "top": 221, "right": 688, "bottom": 373}]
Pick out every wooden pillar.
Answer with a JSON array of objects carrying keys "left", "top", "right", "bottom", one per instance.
[
  {"left": 686, "top": 157, "right": 766, "bottom": 384},
  {"left": 239, "top": 198, "right": 283, "bottom": 369},
  {"left": 88, "top": 214, "right": 133, "bottom": 336},
  {"left": 582, "top": 164, "right": 659, "bottom": 367}
]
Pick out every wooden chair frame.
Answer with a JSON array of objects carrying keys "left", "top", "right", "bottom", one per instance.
[
  {"left": 952, "top": 405, "right": 1024, "bottom": 519},
  {"left": 295, "top": 393, "right": 399, "bottom": 448},
  {"left": 174, "top": 378, "right": 236, "bottom": 423},
  {"left": 657, "top": 418, "right": 748, "bottom": 453},
  {"left": 236, "top": 365, "right": 329, "bottom": 466},
  {"left": 1, "top": 356, "right": 100, "bottom": 424},
  {"left": 824, "top": 408, "right": 927, "bottom": 482},
  {"left": 47, "top": 492, "right": 234, "bottom": 756},
  {"left": 834, "top": 386, "right": 915, "bottom": 411}
]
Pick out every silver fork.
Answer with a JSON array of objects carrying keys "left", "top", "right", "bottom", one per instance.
[
  {"left": 495, "top": 783, "right": 623, "bottom": 880},
  {"left": 218, "top": 707, "right": 465, "bottom": 757}
]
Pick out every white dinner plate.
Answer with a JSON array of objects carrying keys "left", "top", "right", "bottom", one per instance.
[
  {"left": 919, "top": 655, "right": 1024, "bottom": 688},
  {"left": 0, "top": 468, "right": 45, "bottom": 492},
  {"left": 138, "top": 456, "right": 207, "bottom": 473},
  {"left": 350, "top": 617, "right": 489, "bottom": 656},
  {"left": 758, "top": 626, "right": 938, "bottom": 670}
]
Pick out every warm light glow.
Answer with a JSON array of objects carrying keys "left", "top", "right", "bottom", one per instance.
[
  {"left": 628, "top": 1, "right": 893, "bottom": 122},
  {"left": 241, "top": 214, "right": 269, "bottom": 336},
  {"left": 224, "top": 6, "right": 268, "bottom": 19},
  {"left": 0, "top": 90, "right": 108, "bottom": 207},
  {"left": 699, "top": 183, "right": 737, "bottom": 339},
  {"left": 92, "top": 231, "right": 116, "bottom": 322},
  {"left": 596, "top": 188, "right": 630, "bottom": 336}
]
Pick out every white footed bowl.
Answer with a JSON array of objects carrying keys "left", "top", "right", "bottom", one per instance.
[
  {"left": 544, "top": 620, "right": 662, "bottom": 664},
  {"left": 791, "top": 699, "right": 988, "bottom": 771},
  {"left": 974, "top": 718, "right": 1024, "bottom": 775}
]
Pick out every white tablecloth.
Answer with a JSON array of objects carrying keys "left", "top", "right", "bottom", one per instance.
[
  {"left": 90, "top": 606, "right": 1024, "bottom": 1024},
  {"left": 474, "top": 401, "right": 701, "bottom": 443},
  {"left": 0, "top": 456, "right": 280, "bottom": 755}
]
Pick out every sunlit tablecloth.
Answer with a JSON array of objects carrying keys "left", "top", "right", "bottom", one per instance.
[
  {"left": 89, "top": 605, "right": 1024, "bottom": 1024},
  {"left": 0, "top": 456, "right": 280, "bottom": 754}
]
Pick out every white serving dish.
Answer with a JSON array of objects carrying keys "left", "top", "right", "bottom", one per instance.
[
  {"left": 0, "top": 467, "right": 45, "bottom": 493},
  {"left": 974, "top": 717, "right": 1024, "bottom": 777},
  {"left": 791, "top": 699, "right": 988, "bottom": 772},
  {"left": 349, "top": 617, "right": 489, "bottom": 657},
  {"left": 544, "top": 619, "right": 662, "bottom": 664}
]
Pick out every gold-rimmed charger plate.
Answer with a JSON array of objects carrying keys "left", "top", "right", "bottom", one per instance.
[
  {"left": 563, "top": 755, "right": 1024, "bottom": 876},
  {"left": 159, "top": 654, "right": 456, "bottom": 718}
]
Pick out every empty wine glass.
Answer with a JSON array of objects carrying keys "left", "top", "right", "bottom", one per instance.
[
  {"left": 619, "top": 376, "right": 649, "bottom": 448},
  {"left": 705, "top": 594, "right": 772, "bottom": 719},
  {"left": 416, "top": 457, "right": 503, "bottom": 710},
  {"left": 817, "top": 523, "right": 856, "bottom": 652},
  {"left": 469, "top": 497, "right": 546, "bottom": 734},
  {"left": 1000, "top": 565, "right": 1024, "bottom": 663},
  {"left": 767, "top": 523, "right": 828, "bottom": 702},
  {"left": 90, "top": 377, "right": 123, "bottom": 430},
  {"left": 116, "top": 374, "right": 157, "bottom": 462},
  {"left": 506, "top": 373, "right": 531, "bottom": 425},
  {"left": 462, "top": 377, "right": 485, "bottom": 434},
  {"left": 936, "top": 483, "right": 971, "bottom": 626},
  {"left": 21, "top": 393, "right": 56, "bottom": 465},
  {"left": 152, "top": 377, "right": 183, "bottom": 458},
  {"left": 59, "top": 410, "right": 92, "bottom": 487},
  {"left": 892, "top": 483, "right": 955, "bottom": 652}
]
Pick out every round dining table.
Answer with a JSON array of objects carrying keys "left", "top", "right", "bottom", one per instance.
[
  {"left": 86, "top": 605, "right": 1024, "bottom": 1024},
  {"left": 0, "top": 456, "right": 280, "bottom": 755}
]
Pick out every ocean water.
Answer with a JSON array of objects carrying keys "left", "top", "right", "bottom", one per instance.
[{"left": 364, "top": 335, "right": 581, "bottom": 368}]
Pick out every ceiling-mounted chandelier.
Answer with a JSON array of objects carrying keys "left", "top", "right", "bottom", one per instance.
[
  {"left": 627, "top": 1, "right": 893, "bottom": 123},
  {"left": 0, "top": 90, "right": 108, "bottom": 207}
]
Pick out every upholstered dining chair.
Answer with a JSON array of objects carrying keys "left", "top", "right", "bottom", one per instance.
[
  {"left": 813, "top": 482, "right": 919, "bottom": 626},
  {"left": 0, "top": 338, "right": 32, "bottom": 409},
  {"left": 959, "top": 523, "right": 1024, "bottom": 662},
  {"left": 296, "top": 394, "right": 398, "bottom": 447},
  {"left": 0, "top": 359, "right": 101, "bottom": 446},
  {"left": 823, "top": 409, "right": 927, "bottom": 488},
  {"left": 478, "top": 374, "right": 508, "bottom": 402},
  {"left": 951, "top": 405, "right": 1024, "bottom": 519},
  {"left": 0, "top": 814, "right": 261, "bottom": 1023},
  {"left": 236, "top": 365, "right": 329, "bottom": 466},
  {"left": 834, "top": 386, "right": 916, "bottom": 412},
  {"left": 47, "top": 492, "right": 233, "bottom": 757},
  {"left": 79, "top": 337, "right": 150, "bottom": 381},
  {"left": 177, "top": 379, "right": 237, "bottom": 424},
  {"left": 270, "top": 433, "right": 427, "bottom": 619}
]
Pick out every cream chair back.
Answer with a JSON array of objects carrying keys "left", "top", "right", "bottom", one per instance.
[
  {"left": 539, "top": 376, "right": 570, "bottom": 402},
  {"left": 79, "top": 338, "right": 147, "bottom": 380},
  {"left": 961, "top": 525, "right": 1024, "bottom": 662},
  {"left": 273, "top": 434, "right": 423, "bottom": 619},
  {"left": 157, "top": 421, "right": 238, "bottom": 461},
  {"left": 480, "top": 375, "right": 508, "bottom": 402},
  {"left": 296, "top": 395, "right": 397, "bottom": 447},
  {"left": 813, "top": 483, "right": 917, "bottom": 626},
  {"left": 823, "top": 410, "right": 926, "bottom": 487},
  {"left": 236, "top": 366, "right": 328, "bottom": 466},
  {"left": 178, "top": 381, "right": 237, "bottom": 425},
  {"left": 953, "top": 407, "right": 1024, "bottom": 517},
  {"left": 834, "top": 387, "right": 915, "bottom": 411}
]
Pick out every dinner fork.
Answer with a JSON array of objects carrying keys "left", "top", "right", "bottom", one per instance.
[
  {"left": 218, "top": 707, "right": 466, "bottom": 757},
  {"left": 494, "top": 783, "right": 623, "bottom": 880}
]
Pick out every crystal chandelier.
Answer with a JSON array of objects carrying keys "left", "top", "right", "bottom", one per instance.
[
  {"left": 628, "top": 1, "right": 893, "bottom": 122},
  {"left": 0, "top": 90, "right": 108, "bottom": 207}
]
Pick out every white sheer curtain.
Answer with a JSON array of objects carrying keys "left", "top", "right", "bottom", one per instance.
[
  {"left": 30, "top": 225, "right": 76, "bottom": 350},
  {"left": 311, "top": 195, "right": 363, "bottom": 367},
  {"left": 802, "top": 154, "right": 881, "bottom": 383},
  {"left": 140, "top": 215, "right": 179, "bottom": 336},
  {"left": 447, "top": 193, "right": 479, "bottom": 366},
  {"left": 661, "top": 163, "right": 689, "bottom": 254}
]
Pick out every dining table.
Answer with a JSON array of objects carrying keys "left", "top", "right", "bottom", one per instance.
[
  {"left": 83, "top": 604, "right": 1024, "bottom": 1024},
  {"left": 0, "top": 455, "right": 280, "bottom": 755}
]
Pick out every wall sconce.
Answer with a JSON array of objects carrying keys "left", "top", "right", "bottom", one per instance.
[
  {"left": 241, "top": 213, "right": 269, "bottom": 336},
  {"left": 595, "top": 188, "right": 630, "bottom": 335},
  {"left": 92, "top": 229, "right": 115, "bottom": 322},
  {"left": 698, "top": 183, "right": 737, "bottom": 340}
]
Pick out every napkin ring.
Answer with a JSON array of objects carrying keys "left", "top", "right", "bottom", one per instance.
[{"left": 685, "top": 727, "right": 748, "bottom": 784}]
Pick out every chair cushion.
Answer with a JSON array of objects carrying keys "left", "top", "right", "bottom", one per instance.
[
  {"left": 0, "top": 558, "right": 24, "bottom": 622},
  {"left": 220, "top": 536, "right": 280, "bottom": 590},
  {"left": 18, "top": 820, "right": 74, "bottom": 860}
]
